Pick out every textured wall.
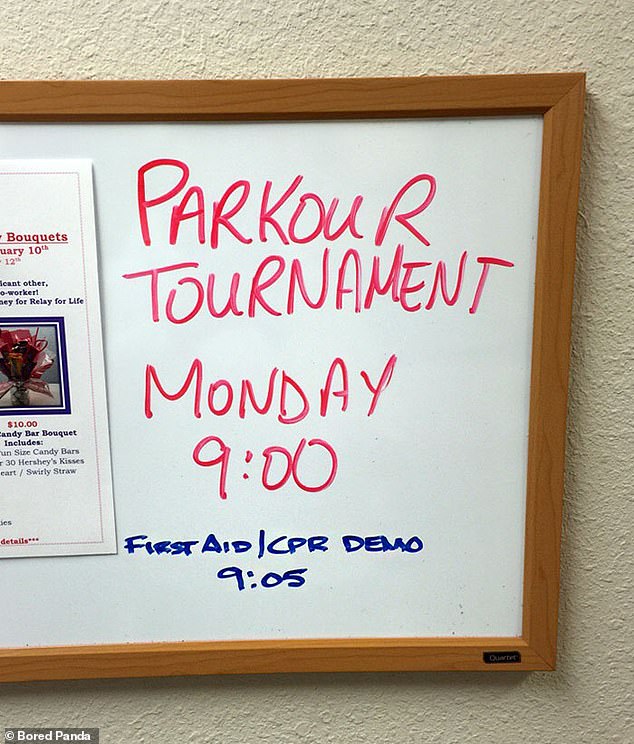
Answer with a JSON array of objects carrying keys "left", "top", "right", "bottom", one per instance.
[{"left": 0, "top": 1, "right": 632, "bottom": 742}]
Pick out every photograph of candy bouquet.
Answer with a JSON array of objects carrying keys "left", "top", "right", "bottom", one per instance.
[{"left": 0, "top": 327, "right": 55, "bottom": 407}]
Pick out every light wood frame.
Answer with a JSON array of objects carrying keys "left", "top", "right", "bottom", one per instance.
[{"left": 0, "top": 74, "right": 585, "bottom": 681}]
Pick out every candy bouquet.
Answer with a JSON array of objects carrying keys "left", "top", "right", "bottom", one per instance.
[{"left": 0, "top": 328, "right": 54, "bottom": 407}]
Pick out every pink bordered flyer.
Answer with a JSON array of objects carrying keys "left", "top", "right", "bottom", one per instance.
[{"left": 0, "top": 160, "right": 116, "bottom": 556}]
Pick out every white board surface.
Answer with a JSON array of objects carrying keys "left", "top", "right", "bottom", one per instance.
[{"left": 0, "top": 117, "right": 543, "bottom": 647}]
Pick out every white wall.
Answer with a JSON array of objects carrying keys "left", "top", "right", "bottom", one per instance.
[{"left": 0, "top": 1, "right": 632, "bottom": 742}]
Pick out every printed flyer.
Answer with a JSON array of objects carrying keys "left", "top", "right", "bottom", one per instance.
[{"left": 0, "top": 160, "right": 116, "bottom": 556}]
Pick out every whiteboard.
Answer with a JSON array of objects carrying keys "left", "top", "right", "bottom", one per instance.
[{"left": 0, "top": 116, "right": 542, "bottom": 646}]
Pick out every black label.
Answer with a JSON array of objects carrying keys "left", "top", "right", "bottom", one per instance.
[{"left": 483, "top": 651, "right": 522, "bottom": 664}]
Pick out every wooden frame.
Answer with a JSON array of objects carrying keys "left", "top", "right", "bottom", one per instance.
[{"left": 0, "top": 73, "right": 585, "bottom": 681}]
